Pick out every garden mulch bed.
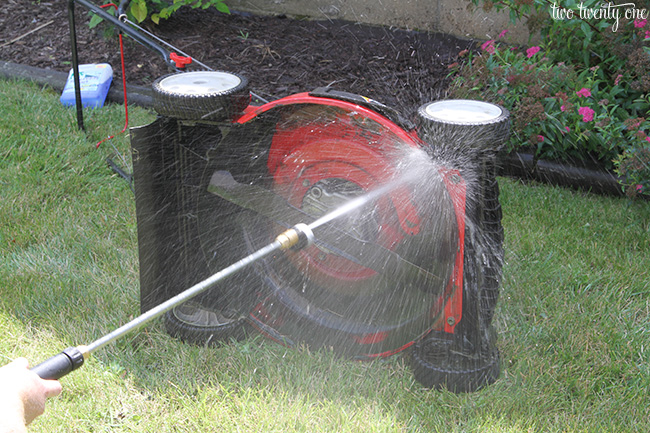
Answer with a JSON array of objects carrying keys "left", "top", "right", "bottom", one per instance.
[{"left": 0, "top": 0, "right": 471, "bottom": 115}]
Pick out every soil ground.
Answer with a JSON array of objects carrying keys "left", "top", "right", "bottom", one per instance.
[{"left": 0, "top": 0, "right": 472, "bottom": 115}]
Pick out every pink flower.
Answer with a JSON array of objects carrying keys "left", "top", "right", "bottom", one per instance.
[
  {"left": 637, "top": 184, "right": 644, "bottom": 193},
  {"left": 537, "top": 135, "right": 545, "bottom": 143},
  {"left": 614, "top": 74, "right": 623, "bottom": 85},
  {"left": 578, "top": 106, "right": 595, "bottom": 122},
  {"left": 561, "top": 105, "right": 566, "bottom": 112},
  {"left": 645, "top": 30, "right": 650, "bottom": 39},
  {"left": 634, "top": 19, "right": 647, "bottom": 28},
  {"left": 526, "top": 46, "right": 541, "bottom": 58},
  {"left": 481, "top": 40, "right": 496, "bottom": 54},
  {"left": 576, "top": 88, "right": 592, "bottom": 98},
  {"left": 498, "top": 29, "right": 509, "bottom": 38},
  {"left": 646, "top": 136, "right": 650, "bottom": 143},
  {"left": 565, "top": 126, "right": 571, "bottom": 133}
]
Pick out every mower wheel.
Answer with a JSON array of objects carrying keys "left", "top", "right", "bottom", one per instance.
[
  {"left": 409, "top": 330, "right": 500, "bottom": 393},
  {"left": 152, "top": 71, "right": 250, "bottom": 121},
  {"left": 416, "top": 99, "right": 510, "bottom": 157},
  {"left": 164, "top": 302, "right": 251, "bottom": 346}
]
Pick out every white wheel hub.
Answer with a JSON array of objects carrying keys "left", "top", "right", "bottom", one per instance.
[
  {"left": 422, "top": 100, "right": 503, "bottom": 123},
  {"left": 158, "top": 71, "right": 242, "bottom": 95}
]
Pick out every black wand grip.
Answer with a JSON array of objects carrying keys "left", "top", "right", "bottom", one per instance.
[{"left": 31, "top": 347, "right": 86, "bottom": 380}]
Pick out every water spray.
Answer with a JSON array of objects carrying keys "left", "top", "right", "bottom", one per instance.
[
  {"left": 31, "top": 223, "right": 315, "bottom": 381},
  {"left": 31, "top": 159, "right": 427, "bottom": 380}
]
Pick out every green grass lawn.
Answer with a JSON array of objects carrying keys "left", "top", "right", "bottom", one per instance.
[{"left": 1, "top": 79, "right": 649, "bottom": 432}]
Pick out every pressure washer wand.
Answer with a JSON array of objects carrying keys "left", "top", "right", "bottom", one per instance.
[{"left": 30, "top": 224, "right": 314, "bottom": 380}]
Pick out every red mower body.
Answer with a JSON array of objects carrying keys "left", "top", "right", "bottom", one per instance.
[{"left": 132, "top": 72, "right": 508, "bottom": 391}]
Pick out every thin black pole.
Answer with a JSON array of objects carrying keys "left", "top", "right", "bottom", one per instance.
[{"left": 68, "top": 0, "right": 84, "bottom": 130}]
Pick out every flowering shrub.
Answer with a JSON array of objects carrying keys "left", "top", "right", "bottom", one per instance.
[{"left": 451, "top": 0, "right": 650, "bottom": 196}]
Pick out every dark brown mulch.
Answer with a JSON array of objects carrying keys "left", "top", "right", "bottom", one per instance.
[{"left": 0, "top": 0, "right": 471, "bottom": 114}]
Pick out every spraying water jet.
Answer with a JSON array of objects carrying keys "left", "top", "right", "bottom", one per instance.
[{"left": 29, "top": 156, "right": 436, "bottom": 381}]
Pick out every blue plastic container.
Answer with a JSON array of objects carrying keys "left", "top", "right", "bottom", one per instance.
[{"left": 60, "top": 63, "right": 113, "bottom": 108}]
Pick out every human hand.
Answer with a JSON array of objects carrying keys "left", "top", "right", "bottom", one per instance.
[{"left": 0, "top": 358, "right": 62, "bottom": 432}]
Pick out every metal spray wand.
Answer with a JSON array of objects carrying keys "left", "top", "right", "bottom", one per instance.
[{"left": 31, "top": 224, "right": 314, "bottom": 380}]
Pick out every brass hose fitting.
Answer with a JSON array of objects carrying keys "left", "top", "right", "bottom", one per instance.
[{"left": 275, "top": 223, "right": 315, "bottom": 250}]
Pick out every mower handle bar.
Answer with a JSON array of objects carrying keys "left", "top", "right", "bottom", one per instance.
[
  {"left": 72, "top": 0, "right": 176, "bottom": 68},
  {"left": 117, "top": 0, "right": 130, "bottom": 17}
]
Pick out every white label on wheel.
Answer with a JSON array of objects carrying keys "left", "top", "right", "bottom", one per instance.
[
  {"left": 424, "top": 100, "right": 502, "bottom": 123},
  {"left": 159, "top": 71, "right": 241, "bottom": 95}
]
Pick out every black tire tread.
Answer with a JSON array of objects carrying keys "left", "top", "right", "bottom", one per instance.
[
  {"left": 164, "top": 308, "right": 251, "bottom": 346},
  {"left": 410, "top": 333, "right": 500, "bottom": 393},
  {"left": 152, "top": 71, "right": 250, "bottom": 121}
]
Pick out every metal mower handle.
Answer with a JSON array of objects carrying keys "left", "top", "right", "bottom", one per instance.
[
  {"left": 73, "top": 0, "right": 174, "bottom": 67},
  {"left": 117, "top": 0, "right": 131, "bottom": 16},
  {"left": 30, "top": 347, "right": 87, "bottom": 380}
]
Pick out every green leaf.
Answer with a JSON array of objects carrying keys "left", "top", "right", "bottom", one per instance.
[
  {"left": 130, "top": 1, "right": 148, "bottom": 23},
  {"left": 580, "top": 22, "right": 592, "bottom": 41},
  {"left": 88, "top": 13, "right": 103, "bottom": 29},
  {"left": 509, "top": 8, "right": 518, "bottom": 24},
  {"left": 151, "top": 13, "right": 160, "bottom": 24},
  {"left": 216, "top": 1, "right": 230, "bottom": 13}
]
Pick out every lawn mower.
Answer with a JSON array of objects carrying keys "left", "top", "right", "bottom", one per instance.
[
  {"left": 133, "top": 73, "right": 509, "bottom": 392},
  {"left": 34, "top": 0, "right": 509, "bottom": 393}
]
